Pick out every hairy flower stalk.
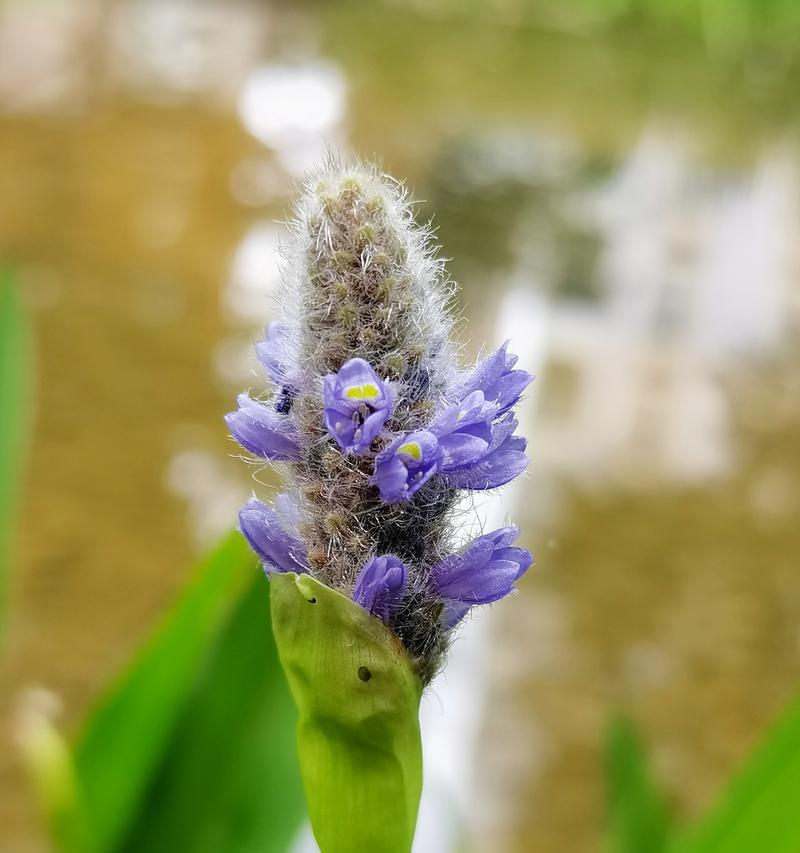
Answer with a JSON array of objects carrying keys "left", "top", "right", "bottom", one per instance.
[{"left": 226, "top": 161, "right": 533, "bottom": 852}]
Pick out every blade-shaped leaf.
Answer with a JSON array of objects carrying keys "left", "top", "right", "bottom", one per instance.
[
  {"left": 606, "top": 716, "right": 672, "bottom": 853},
  {"left": 670, "top": 695, "right": 800, "bottom": 853},
  {"left": 270, "top": 572, "right": 423, "bottom": 853},
  {"left": 0, "top": 269, "right": 31, "bottom": 635},
  {"left": 73, "top": 532, "right": 257, "bottom": 853},
  {"left": 117, "top": 573, "right": 304, "bottom": 853}
]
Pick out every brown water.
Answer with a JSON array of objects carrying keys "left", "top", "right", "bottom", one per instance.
[{"left": 2, "top": 2, "right": 800, "bottom": 850}]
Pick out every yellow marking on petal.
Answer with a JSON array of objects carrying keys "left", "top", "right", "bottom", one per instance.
[
  {"left": 344, "top": 383, "right": 380, "bottom": 401},
  {"left": 397, "top": 441, "right": 422, "bottom": 462}
]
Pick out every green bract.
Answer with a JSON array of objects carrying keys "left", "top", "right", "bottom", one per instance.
[{"left": 270, "top": 573, "right": 423, "bottom": 853}]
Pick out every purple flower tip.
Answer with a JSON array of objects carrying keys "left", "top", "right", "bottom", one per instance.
[
  {"left": 255, "top": 321, "right": 291, "bottom": 384},
  {"left": 352, "top": 555, "right": 408, "bottom": 623},
  {"left": 323, "top": 358, "right": 393, "bottom": 454},
  {"left": 452, "top": 340, "right": 533, "bottom": 415},
  {"left": 238, "top": 497, "right": 309, "bottom": 574},
  {"left": 442, "top": 414, "right": 529, "bottom": 491},
  {"left": 225, "top": 393, "right": 302, "bottom": 461},
  {"left": 373, "top": 430, "right": 442, "bottom": 503},
  {"left": 431, "top": 526, "right": 533, "bottom": 628}
]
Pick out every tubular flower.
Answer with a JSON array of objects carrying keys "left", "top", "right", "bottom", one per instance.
[
  {"left": 323, "top": 357, "right": 393, "bottom": 454},
  {"left": 256, "top": 320, "right": 297, "bottom": 414},
  {"left": 430, "top": 527, "right": 533, "bottom": 628},
  {"left": 238, "top": 497, "right": 309, "bottom": 574},
  {"left": 225, "top": 393, "right": 301, "bottom": 460},
  {"left": 372, "top": 430, "right": 441, "bottom": 503},
  {"left": 256, "top": 320, "right": 291, "bottom": 386},
  {"left": 451, "top": 340, "right": 533, "bottom": 415},
  {"left": 352, "top": 555, "right": 408, "bottom": 623},
  {"left": 442, "top": 413, "right": 528, "bottom": 490},
  {"left": 373, "top": 390, "right": 529, "bottom": 503}
]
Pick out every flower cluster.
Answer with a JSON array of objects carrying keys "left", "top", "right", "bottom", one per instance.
[{"left": 224, "top": 163, "right": 534, "bottom": 683}]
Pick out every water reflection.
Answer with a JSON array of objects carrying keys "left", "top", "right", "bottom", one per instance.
[{"left": 237, "top": 61, "right": 347, "bottom": 175}]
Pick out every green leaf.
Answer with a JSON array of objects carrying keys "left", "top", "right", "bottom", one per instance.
[
  {"left": 670, "top": 695, "right": 800, "bottom": 853},
  {"left": 72, "top": 532, "right": 258, "bottom": 853},
  {"left": 0, "top": 268, "right": 31, "bottom": 635},
  {"left": 606, "top": 716, "right": 671, "bottom": 853},
  {"left": 270, "top": 572, "right": 423, "bottom": 853},
  {"left": 117, "top": 573, "right": 304, "bottom": 853}
]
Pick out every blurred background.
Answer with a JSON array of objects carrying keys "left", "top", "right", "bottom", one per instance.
[{"left": 2, "top": 1, "right": 800, "bottom": 851}]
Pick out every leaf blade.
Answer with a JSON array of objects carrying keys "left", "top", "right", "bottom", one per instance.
[
  {"left": 670, "top": 695, "right": 800, "bottom": 853},
  {"left": 117, "top": 573, "right": 305, "bottom": 853},
  {"left": 270, "top": 572, "right": 423, "bottom": 853},
  {"left": 606, "top": 716, "right": 672, "bottom": 853},
  {"left": 73, "top": 531, "right": 257, "bottom": 853},
  {"left": 0, "top": 269, "right": 31, "bottom": 635}
]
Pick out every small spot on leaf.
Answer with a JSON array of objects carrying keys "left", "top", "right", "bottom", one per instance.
[{"left": 358, "top": 666, "right": 372, "bottom": 683}]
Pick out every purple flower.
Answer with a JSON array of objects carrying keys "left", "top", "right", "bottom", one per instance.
[
  {"left": 256, "top": 320, "right": 291, "bottom": 386},
  {"left": 431, "top": 390, "right": 498, "bottom": 467},
  {"left": 256, "top": 321, "right": 296, "bottom": 414},
  {"left": 225, "top": 393, "right": 302, "bottom": 461},
  {"left": 372, "top": 392, "right": 529, "bottom": 503},
  {"left": 430, "top": 526, "right": 533, "bottom": 627},
  {"left": 238, "top": 497, "right": 309, "bottom": 574},
  {"left": 451, "top": 340, "right": 533, "bottom": 415},
  {"left": 352, "top": 555, "right": 408, "bottom": 623},
  {"left": 372, "top": 430, "right": 441, "bottom": 503},
  {"left": 324, "top": 358, "right": 393, "bottom": 454},
  {"left": 442, "top": 413, "right": 528, "bottom": 490}
]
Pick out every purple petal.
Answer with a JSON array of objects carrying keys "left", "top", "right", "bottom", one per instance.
[
  {"left": 487, "top": 369, "right": 534, "bottom": 414},
  {"left": 432, "top": 391, "right": 498, "bottom": 437},
  {"left": 372, "top": 455, "right": 412, "bottom": 503},
  {"left": 431, "top": 526, "right": 533, "bottom": 618},
  {"left": 443, "top": 601, "right": 472, "bottom": 629},
  {"left": 225, "top": 394, "right": 301, "bottom": 461},
  {"left": 449, "top": 341, "right": 532, "bottom": 415},
  {"left": 451, "top": 342, "right": 511, "bottom": 401},
  {"left": 438, "top": 432, "right": 490, "bottom": 470},
  {"left": 444, "top": 446, "right": 528, "bottom": 490},
  {"left": 473, "top": 525, "right": 520, "bottom": 550},
  {"left": 352, "top": 555, "right": 407, "bottom": 623},
  {"left": 323, "top": 358, "right": 392, "bottom": 454},
  {"left": 373, "top": 430, "right": 442, "bottom": 503},
  {"left": 238, "top": 498, "right": 308, "bottom": 574},
  {"left": 255, "top": 321, "right": 292, "bottom": 386},
  {"left": 273, "top": 492, "right": 303, "bottom": 534},
  {"left": 337, "top": 357, "right": 385, "bottom": 396},
  {"left": 324, "top": 405, "right": 357, "bottom": 451},
  {"left": 494, "top": 547, "right": 534, "bottom": 578},
  {"left": 359, "top": 407, "right": 390, "bottom": 447},
  {"left": 445, "top": 563, "right": 520, "bottom": 604}
]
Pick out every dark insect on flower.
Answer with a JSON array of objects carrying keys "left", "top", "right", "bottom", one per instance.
[
  {"left": 226, "top": 161, "right": 534, "bottom": 684},
  {"left": 274, "top": 385, "right": 295, "bottom": 414},
  {"left": 403, "top": 362, "right": 431, "bottom": 400}
]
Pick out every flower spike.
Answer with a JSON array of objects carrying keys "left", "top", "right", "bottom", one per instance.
[{"left": 225, "top": 161, "right": 536, "bottom": 853}]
